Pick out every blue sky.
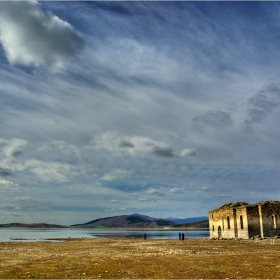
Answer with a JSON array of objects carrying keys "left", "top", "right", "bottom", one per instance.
[{"left": 1, "top": 1, "right": 280, "bottom": 225}]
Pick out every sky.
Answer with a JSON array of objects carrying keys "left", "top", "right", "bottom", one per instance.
[{"left": 1, "top": 1, "right": 280, "bottom": 225}]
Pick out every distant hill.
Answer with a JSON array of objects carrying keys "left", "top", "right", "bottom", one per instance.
[
  {"left": 71, "top": 214, "right": 175, "bottom": 228},
  {"left": 133, "top": 213, "right": 208, "bottom": 225},
  {"left": 0, "top": 214, "right": 209, "bottom": 229},
  {"left": 173, "top": 220, "right": 209, "bottom": 228},
  {"left": 0, "top": 223, "right": 68, "bottom": 228},
  {"left": 165, "top": 216, "right": 209, "bottom": 225}
]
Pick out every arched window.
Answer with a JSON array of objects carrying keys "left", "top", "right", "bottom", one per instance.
[
  {"left": 272, "top": 214, "right": 277, "bottom": 229},
  {"left": 240, "top": 215, "right": 244, "bottom": 230},
  {"left": 227, "top": 216, "right": 230, "bottom": 229},
  {"left": 213, "top": 225, "right": 215, "bottom": 231},
  {"left": 218, "top": 226, "right": 222, "bottom": 238}
]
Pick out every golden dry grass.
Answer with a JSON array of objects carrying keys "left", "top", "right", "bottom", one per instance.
[{"left": 1, "top": 237, "right": 280, "bottom": 279}]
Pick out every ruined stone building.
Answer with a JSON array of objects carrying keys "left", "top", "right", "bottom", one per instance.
[{"left": 209, "top": 201, "right": 280, "bottom": 239}]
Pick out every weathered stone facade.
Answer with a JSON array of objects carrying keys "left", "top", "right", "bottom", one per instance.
[{"left": 209, "top": 201, "right": 280, "bottom": 239}]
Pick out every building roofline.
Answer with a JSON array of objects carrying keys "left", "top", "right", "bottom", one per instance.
[{"left": 209, "top": 200, "right": 280, "bottom": 213}]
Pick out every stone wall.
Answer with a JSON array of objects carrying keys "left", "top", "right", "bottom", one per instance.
[
  {"left": 209, "top": 205, "right": 237, "bottom": 239},
  {"left": 236, "top": 207, "right": 249, "bottom": 239},
  {"left": 260, "top": 202, "right": 280, "bottom": 237},
  {"left": 209, "top": 201, "right": 280, "bottom": 239},
  {"left": 246, "top": 205, "right": 260, "bottom": 238}
]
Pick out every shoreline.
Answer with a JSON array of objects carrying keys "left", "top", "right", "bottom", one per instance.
[{"left": 0, "top": 228, "right": 209, "bottom": 242}]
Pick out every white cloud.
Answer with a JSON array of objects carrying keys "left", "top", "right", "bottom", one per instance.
[
  {"left": 216, "top": 194, "right": 232, "bottom": 198},
  {"left": 137, "top": 198, "right": 152, "bottom": 202},
  {"left": 169, "top": 187, "right": 186, "bottom": 194},
  {"left": 105, "top": 207, "right": 131, "bottom": 212},
  {"left": 180, "top": 149, "right": 196, "bottom": 157},
  {"left": 0, "top": 203, "right": 17, "bottom": 210},
  {"left": 110, "top": 200, "right": 119, "bottom": 204},
  {"left": 6, "top": 212, "right": 21, "bottom": 216},
  {"left": 25, "top": 159, "right": 76, "bottom": 182},
  {"left": 0, "top": 1, "right": 84, "bottom": 69},
  {"left": 3, "top": 138, "right": 27, "bottom": 157},
  {"left": 15, "top": 197, "right": 31, "bottom": 202},
  {"left": 94, "top": 131, "right": 176, "bottom": 158},
  {"left": 36, "top": 141, "right": 81, "bottom": 163},
  {"left": 145, "top": 187, "right": 164, "bottom": 196},
  {"left": 0, "top": 179, "right": 15, "bottom": 186},
  {"left": 100, "top": 169, "right": 129, "bottom": 182}
]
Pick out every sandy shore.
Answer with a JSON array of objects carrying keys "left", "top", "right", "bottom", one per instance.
[{"left": 1, "top": 237, "right": 280, "bottom": 279}]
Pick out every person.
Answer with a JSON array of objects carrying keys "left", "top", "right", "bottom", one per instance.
[
  {"left": 182, "top": 233, "right": 185, "bottom": 240},
  {"left": 179, "top": 232, "right": 181, "bottom": 240},
  {"left": 144, "top": 233, "right": 147, "bottom": 240}
]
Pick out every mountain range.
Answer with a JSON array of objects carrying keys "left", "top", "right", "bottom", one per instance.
[
  {"left": 133, "top": 214, "right": 208, "bottom": 224},
  {"left": 0, "top": 214, "right": 209, "bottom": 229},
  {"left": 71, "top": 214, "right": 209, "bottom": 228}
]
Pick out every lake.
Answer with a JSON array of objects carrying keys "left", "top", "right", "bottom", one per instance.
[{"left": 0, "top": 228, "right": 209, "bottom": 242}]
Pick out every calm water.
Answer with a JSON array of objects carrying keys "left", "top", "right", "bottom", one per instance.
[{"left": 0, "top": 228, "right": 209, "bottom": 242}]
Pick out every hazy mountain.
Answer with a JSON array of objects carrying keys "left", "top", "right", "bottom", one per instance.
[
  {"left": 132, "top": 214, "right": 208, "bottom": 224},
  {"left": 71, "top": 214, "right": 175, "bottom": 228},
  {"left": 173, "top": 220, "right": 209, "bottom": 228},
  {"left": 165, "top": 216, "right": 208, "bottom": 224},
  {"left": 0, "top": 214, "right": 209, "bottom": 229},
  {"left": 0, "top": 223, "right": 68, "bottom": 228}
]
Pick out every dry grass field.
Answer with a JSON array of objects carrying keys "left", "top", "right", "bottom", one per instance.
[{"left": 1, "top": 237, "right": 280, "bottom": 279}]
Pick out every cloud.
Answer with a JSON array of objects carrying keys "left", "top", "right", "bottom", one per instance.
[
  {"left": 0, "top": 1, "right": 84, "bottom": 68},
  {"left": 0, "top": 167, "right": 14, "bottom": 177},
  {"left": 169, "top": 187, "right": 186, "bottom": 194},
  {"left": 3, "top": 138, "right": 27, "bottom": 157},
  {"left": 118, "top": 140, "right": 135, "bottom": 148},
  {"left": 152, "top": 146, "right": 174, "bottom": 158},
  {"left": 216, "top": 194, "right": 232, "bottom": 198},
  {"left": 105, "top": 207, "right": 131, "bottom": 212},
  {"left": 201, "top": 186, "right": 209, "bottom": 192},
  {"left": 192, "top": 111, "right": 233, "bottom": 131},
  {"left": 180, "top": 149, "right": 196, "bottom": 157},
  {"left": 15, "top": 197, "right": 31, "bottom": 202},
  {"left": 94, "top": 131, "right": 178, "bottom": 158},
  {"left": 110, "top": 200, "right": 119, "bottom": 204},
  {"left": 5, "top": 212, "right": 21, "bottom": 216},
  {"left": 36, "top": 141, "right": 81, "bottom": 163},
  {"left": 137, "top": 198, "right": 153, "bottom": 203},
  {"left": 0, "top": 179, "right": 15, "bottom": 186},
  {"left": 25, "top": 159, "right": 76, "bottom": 182},
  {"left": 0, "top": 204, "right": 17, "bottom": 210},
  {"left": 243, "top": 85, "right": 280, "bottom": 133},
  {"left": 145, "top": 187, "right": 164, "bottom": 196},
  {"left": 100, "top": 169, "right": 129, "bottom": 181}
]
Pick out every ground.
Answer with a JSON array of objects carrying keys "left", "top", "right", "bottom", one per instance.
[{"left": 1, "top": 238, "right": 280, "bottom": 279}]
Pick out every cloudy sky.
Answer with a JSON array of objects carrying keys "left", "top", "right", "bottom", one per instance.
[{"left": 1, "top": 1, "right": 280, "bottom": 225}]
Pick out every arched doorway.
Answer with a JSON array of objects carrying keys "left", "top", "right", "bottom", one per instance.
[{"left": 218, "top": 226, "right": 222, "bottom": 238}]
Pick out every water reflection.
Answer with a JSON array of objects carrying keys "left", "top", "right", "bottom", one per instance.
[
  {"left": 90, "top": 229, "right": 209, "bottom": 239},
  {"left": 0, "top": 228, "right": 209, "bottom": 242}
]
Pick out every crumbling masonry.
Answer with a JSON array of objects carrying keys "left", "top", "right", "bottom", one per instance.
[{"left": 209, "top": 201, "right": 280, "bottom": 239}]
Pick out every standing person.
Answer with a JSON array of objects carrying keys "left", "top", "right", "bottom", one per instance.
[
  {"left": 182, "top": 233, "right": 185, "bottom": 240},
  {"left": 144, "top": 233, "right": 147, "bottom": 240},
  {"left": 179, "top": 232, "right": 181, "bottom": 240}
]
